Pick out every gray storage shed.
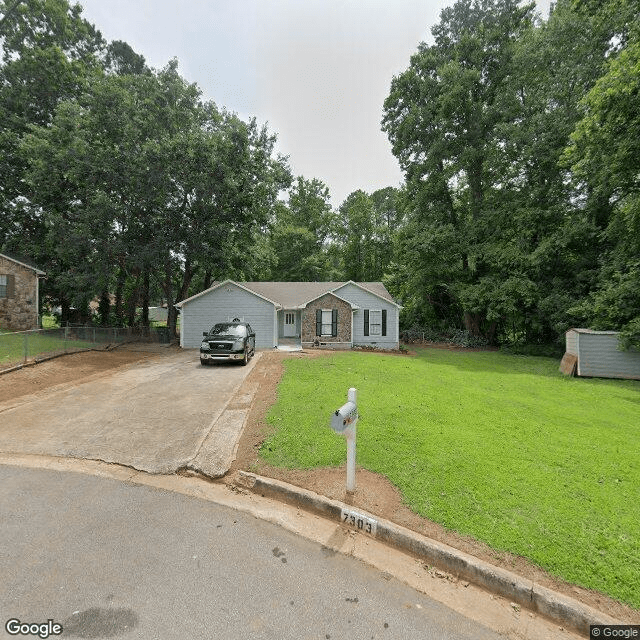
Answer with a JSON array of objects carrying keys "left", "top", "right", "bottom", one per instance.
[{"left": 565, "top": 328, "right": 640, "bottom": 380}]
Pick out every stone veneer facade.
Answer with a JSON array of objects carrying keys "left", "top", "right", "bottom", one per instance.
[
  {"left": 0, "top": 255, "right": 41, "bottom": 331},
  {"left": 301, "top": 293, "right": 352, "bottom": 348}
]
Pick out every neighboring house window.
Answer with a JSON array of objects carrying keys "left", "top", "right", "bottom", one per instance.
[
  {"left": 364, "top": 309, "right": 387, "bottom": 337},
  {"left": 315, "top": 309, "right": 338, "bottom": 337},
  {"left": 0, "top": 275, "right": 7, "bottom": 298}
]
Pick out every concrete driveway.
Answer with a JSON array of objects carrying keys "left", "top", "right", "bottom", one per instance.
[{"left": 0, "top": 348, "right": 259, "bottom": 476}]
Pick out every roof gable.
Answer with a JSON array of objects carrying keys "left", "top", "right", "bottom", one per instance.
[
  {"left": 0, "top": 252, "right": 45, "bottom": 275},
  {"left": 332, "top": 281, "right": 402, "bottom": 308},
  {"left": 300, "top": 290, "right": 359, "bottom": 309},
  {"left": 175, "top": 279, "right": 281, "bottom": 308}
]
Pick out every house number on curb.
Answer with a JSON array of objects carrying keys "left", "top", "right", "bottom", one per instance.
[{"left": 340, "top": 508, "right": 378, "bottom": 537}]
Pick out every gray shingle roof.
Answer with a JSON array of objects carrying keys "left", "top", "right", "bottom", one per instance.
[
  {"left": 235, "top": 282, "right": 395, "bottom": 308},
  {"left": 178, "top": 280, "right": 398, "bottom": 308},
  {"left": 0, "top": 252, "right": 45, "bottom": 274}
]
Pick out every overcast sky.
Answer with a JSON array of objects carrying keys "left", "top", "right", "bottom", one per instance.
[{"left": 76, "top": 0, "right": 552, "bottom": 207}]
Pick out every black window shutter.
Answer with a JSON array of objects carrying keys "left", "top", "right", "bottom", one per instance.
[
  {"left": 382, "top": 309, "right": 387, "bottom": 336},
  {"left": 7, "top": 275, "right": 15, "bottom": 298},
  {"left": 364, "top": 309, "right": 369, "bottom": 336},
  {"left": 316, "top": 309, "right": 322, "bottom": 336},
  {"left": 332, "top": 309, "right": 338, "bottom": 337}
]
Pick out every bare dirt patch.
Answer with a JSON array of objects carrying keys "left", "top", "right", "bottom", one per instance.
[
  {"left": 230, "top": 349, "right": 639, "bottom": 623},
  {"left": 0, "top": 345, "right": 159, "bottom": 404}
]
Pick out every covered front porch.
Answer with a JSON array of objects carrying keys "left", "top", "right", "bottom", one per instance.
[{"left": 276, "top": 309, "right": 302, "bottom": 350}]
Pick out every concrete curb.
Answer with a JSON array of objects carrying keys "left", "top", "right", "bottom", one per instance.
[{"left": 237, "top": 471, "right": 620, "bottom": 637}]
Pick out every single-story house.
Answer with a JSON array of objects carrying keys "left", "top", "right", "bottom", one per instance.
[
  {"left": 0, "top": 252, "right": 46, "bottom": 331},
  {"left": 175, "top": 280, "right": 401, "bottom": 350},
  {"left": 563, "top": 328, "right": 640, "bottom": 380}
]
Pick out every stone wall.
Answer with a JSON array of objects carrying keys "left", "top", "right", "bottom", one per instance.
[
  {"left": 301, "top": 293, "right": 352, "bottom": 345},
  {"left": 0, "top": 256, "right": 39, "bottom": 331}
]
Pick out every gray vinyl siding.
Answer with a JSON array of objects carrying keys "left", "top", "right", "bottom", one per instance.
[
  {"left": 334, "top": 283, "right": 399, "bottom": 349},
  {"left": 180, "top": 283, "right": 276, "bottom": 349},
  {"left": 573, "top": 331, "right": 640, "bottom": 380}
]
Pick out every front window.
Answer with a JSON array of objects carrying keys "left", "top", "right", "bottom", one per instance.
[
  {"left": 369, "top": 310, "right": 382, "bottom": 335},
  {"left": 209, "top": 323, "right": 247, "bottom": 337},
  {"left": 321, "top": 309, "right": 332, "bottom": 336},
  {"left": 0, "top": 275, "right": 6, "bottom": 298}
]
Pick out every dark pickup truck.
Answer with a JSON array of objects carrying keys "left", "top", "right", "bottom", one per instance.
[{"left": 200, "top": 322, "right": 256, "bottom": 366}]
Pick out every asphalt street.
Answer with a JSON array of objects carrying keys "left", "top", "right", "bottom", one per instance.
[{"left": 0, "top": 465, "right": 506, "bottom": 640}]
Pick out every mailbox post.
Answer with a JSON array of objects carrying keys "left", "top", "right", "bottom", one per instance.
[{"left": 330, "top": 387, "right": 358, "bottom": 493}]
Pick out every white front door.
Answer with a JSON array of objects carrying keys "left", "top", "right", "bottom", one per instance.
[{"left": 284, "top": 312, "right": 296, "bottom": 337}]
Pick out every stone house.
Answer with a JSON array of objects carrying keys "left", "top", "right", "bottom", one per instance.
[{"left": 0, "top": 253, "right": 46, "bottom": 331}]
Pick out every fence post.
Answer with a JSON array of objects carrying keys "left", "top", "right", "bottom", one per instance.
[{"left": 23, "top": 332, "right": 28, "bottom": 363}]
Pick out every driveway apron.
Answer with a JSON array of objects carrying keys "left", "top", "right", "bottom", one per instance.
[{"left": 0, "top": 350, "right": 258, "bottom": 473}]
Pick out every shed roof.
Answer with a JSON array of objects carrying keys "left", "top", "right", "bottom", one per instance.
[{"left": 567, "top": 328, "right": 619, "bottom": 335}]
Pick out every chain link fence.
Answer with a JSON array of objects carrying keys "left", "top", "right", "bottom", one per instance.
[{"left": 0, "top": 325, "right": 171, "bottom": 373}]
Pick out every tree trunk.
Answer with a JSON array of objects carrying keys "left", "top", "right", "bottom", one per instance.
[
  {"left": 162, "top": 257, "right": 177, "bottom": 340},
  {"left": 463, "top": 311, "right": 482, "bottom": 337},
  {"left": 114, "top": 265, "right": 126, "bottom": 326},
  {"left": 177, "top": 258, "right": 194, "bottom": 302},
  {"left": 61, "top": 299, "right": 71, "bottom": 326},
  {"left": 172, "top": 259, "right": 195, "bottom": 340},
  {"left": 141, "top": 269, "right": 150, "bottom": 330},
  {"left": 98, "top": 290, "right": 111, "bottom": 326},
  {"left": 127, "top": 273, "right": 140, "bottom": 327}
]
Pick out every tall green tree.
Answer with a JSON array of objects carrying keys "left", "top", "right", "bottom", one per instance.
[
  {"left": 335, "top": 190, "right": 378, "bottom": 282},
  {"left": 383, "top": 0, "right": 536, "bottom": 341},
  {"left": 481, "top": 0, "right": 612, "bottom": 343},
  {"left": 563, "top": 0, "right": 640, "bottom": 346},
  {"left": 0, "top": 0, "right": 104, "bottom": 251},
  {"left": 269, "top": 177, "right": 336, "bottom": 281},
  {"left": 0, "top": 0, "right": 107, "bottom": 323},
  {"left": 20, "top": 61, "right": 291, "bottom": 335}
]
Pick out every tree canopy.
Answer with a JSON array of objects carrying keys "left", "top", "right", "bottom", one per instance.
[{"left": 2, "top": 0, "right": 637, "bottom": 349}]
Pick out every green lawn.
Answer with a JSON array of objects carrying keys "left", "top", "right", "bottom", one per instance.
[
  {"left": 0, "top": 330, "right": 98, "bottom": 368},
  {"left": 260, "top": 347, "right": 640, "bottom": 608}
]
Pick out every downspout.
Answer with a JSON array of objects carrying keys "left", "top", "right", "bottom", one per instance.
[
  {"left": 274, "top": 306, "right": 278, "bottom": 348},
  {"left": 350, "top": 309, "right": 354, "bottom": 346},
  {"left": 36, "top": 274, "right": 40, "bottom": 329}
]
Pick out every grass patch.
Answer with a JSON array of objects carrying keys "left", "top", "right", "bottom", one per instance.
[
  {"left": 261, "top": 348, "right": 640, "bottom": 608},
  {"left": 0, "top": 330, "right": 98, "bottom": 368},
  {"left": 41, "top": 314, "right": 58, "bottom": 329}
]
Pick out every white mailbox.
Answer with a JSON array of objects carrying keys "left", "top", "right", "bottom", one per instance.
[
  {"left": 331, "top": 401, "right": 358, "bottom": 433},
  {"left": 330, "top": 388, "right": 358, "bottom": 493}
]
